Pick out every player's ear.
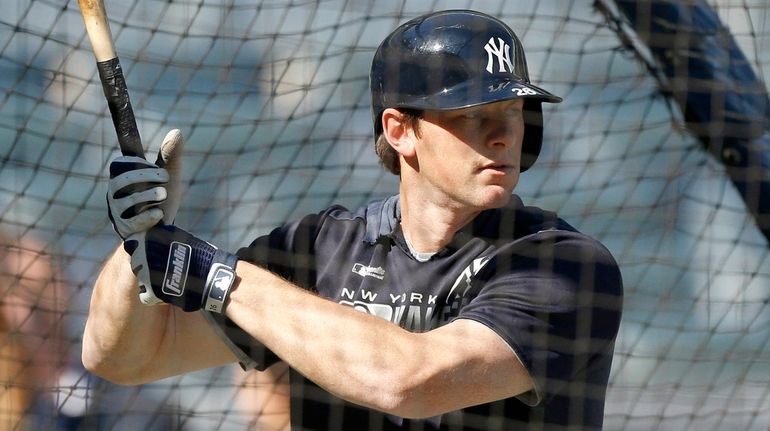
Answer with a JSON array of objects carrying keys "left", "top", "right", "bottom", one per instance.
[{"left": 382, "top": 108, "right": 416, "bottom": 158}]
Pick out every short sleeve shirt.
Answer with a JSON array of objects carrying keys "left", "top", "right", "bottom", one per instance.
[{"left": 210, "top": 195, "right": 623, "bottom": 430}]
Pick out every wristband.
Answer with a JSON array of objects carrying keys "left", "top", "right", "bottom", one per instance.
[{"left": 203, "top": 253, "right": 238, "bottom": 313}]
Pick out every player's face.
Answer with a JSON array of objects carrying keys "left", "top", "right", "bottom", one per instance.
[{"left": 414, "top": 99, "right": 525, "bottom": 210}]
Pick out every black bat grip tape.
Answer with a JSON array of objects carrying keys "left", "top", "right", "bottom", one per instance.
[{"left": 97, "top": 58, "right": 145, "bottom": 159}]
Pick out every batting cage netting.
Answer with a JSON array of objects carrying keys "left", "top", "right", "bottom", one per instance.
[{"left": 1, "top": 0, "right": 768, "bottom": 429}]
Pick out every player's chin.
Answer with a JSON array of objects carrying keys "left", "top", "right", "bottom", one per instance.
[{"left": 477, "top": 185, "right": 514, "bottom": 209}]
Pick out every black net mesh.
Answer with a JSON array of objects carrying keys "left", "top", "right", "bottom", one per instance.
[{"left": 1, "top": 0, "right": 768, "bottom": 429}]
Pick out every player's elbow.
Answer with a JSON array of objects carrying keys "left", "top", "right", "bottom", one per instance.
[
  {"left": 361, "top": 338, "right": 456, "bottom": 418},
  {"left": 81, "top": 351, "right": 116, "bottom": 385},
  {"left": 368, "top": 369, "right": 446, "bottom": 419},
  {"left": 81, "top": 334, "right": 151, "bottom": 386},
  {"left": 81, "top": 348, "right": 135, "bottom": 386},
  {"left": 375, "top": 382, "right": 443, "bottom": 419}
]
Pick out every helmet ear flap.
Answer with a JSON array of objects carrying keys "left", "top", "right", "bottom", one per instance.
[{"left": 520, "top": 99, "right": 544, "bottom": 172}]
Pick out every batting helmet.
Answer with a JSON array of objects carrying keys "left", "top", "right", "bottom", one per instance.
[{"left": 370, "top": 10, "right": 562, "bottom": 172}]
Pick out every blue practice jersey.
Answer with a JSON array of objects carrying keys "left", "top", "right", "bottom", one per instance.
[{"left": 205, "top": 195, "right": 623, "bottom": 430}]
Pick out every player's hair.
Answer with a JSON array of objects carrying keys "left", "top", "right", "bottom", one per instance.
[{"left": 375, "top": 108, "right": 422, "bottom": 175}]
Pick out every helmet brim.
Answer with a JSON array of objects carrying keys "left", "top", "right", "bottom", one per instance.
[{"left": 398, "top": 78, "right": 562, "bottom": 112}]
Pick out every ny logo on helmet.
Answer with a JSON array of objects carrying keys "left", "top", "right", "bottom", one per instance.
[{"left": 484, "top": 37, "right": 514, "bottom": 74}]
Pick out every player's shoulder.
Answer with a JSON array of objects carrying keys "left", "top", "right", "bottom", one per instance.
[
  {"left": 484, "top": 196, "right": 622, "bottom": 283},
  {"left": 525, "top": 225, "right": 623, "bottom": 300},
  {"left": 473, "top": 195, "right": 575, "bottom": 241},
  {"left": 531, "top": 226, "right": 620, "bottom": 270},
  {"left": 316, "top": 195, "right": 396, "bottom": 221},
  {"left": 287, "top": 200, "right": 366, "bottom": 231},
  {"left": 263, "top": 196, "right": 398, "bottom": 242},
  {"left": 521, "top": 218, "right": 620, "bottom": 277},
  {"left": 316, "top": 195, "right": 400, "bottom": 244}
]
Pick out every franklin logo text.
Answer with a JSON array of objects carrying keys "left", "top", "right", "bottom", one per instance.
[{"left": 163, "top": 242, "right": 191, "bottom": 296}]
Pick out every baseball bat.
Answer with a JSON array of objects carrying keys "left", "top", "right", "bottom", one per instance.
[{"left": 78, "top": 0, "right": 145, "bottom": 158}]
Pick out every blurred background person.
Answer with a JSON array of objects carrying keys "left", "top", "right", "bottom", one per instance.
[
  {"left": 234, "top": 364, "right": 291, "bottom": 430},
  {"left": 0, "top": 234, "right": 71, "bottom": 430}
]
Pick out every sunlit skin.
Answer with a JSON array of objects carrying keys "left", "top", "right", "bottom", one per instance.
[{"left": 384, "top": 99, "right": 526, "bottom": 252}]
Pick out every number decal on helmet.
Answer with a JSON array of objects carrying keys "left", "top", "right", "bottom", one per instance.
[{"left": 513, "top": 87, "right": 539, "bottom": 96}]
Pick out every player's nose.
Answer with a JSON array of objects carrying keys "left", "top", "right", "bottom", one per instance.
[{"left": 485, "top": 117, "right": 521, "bottom": 150}]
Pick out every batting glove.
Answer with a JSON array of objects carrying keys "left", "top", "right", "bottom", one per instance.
[
  {"left": 124, "top": 224, "right": 238, "bottom": 313},
  {"left": 107, "top": 129, "right": 185, "bottom": 239}
]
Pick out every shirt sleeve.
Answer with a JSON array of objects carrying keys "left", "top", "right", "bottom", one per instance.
[
  {"left": 237, "top": 210, "right": 326, "bottom": 288},
  {"left": 202, "top": 210, "right": 328, "bottom": 370},
  {"left": 456, "top": 229, "right": 623, "bottom": 406}
]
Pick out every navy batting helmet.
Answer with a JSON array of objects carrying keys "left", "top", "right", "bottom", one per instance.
[{"left": 370, "top": 10, "right": 562, "bottom": 172}]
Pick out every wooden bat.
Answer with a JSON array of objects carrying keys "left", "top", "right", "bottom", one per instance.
[{"left": 78, "top": 0, "right": 145, "bottom": 158}]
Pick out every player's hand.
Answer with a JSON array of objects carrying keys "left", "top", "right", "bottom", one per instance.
[
  {"left": 107, "top": 155, "right": 166, "bottom": 239},
  {"left": 106, "top": 129, "right": 185, "bottom": 239},
  {"left": 124, "top": 224, "right": 238, "bottom": 313}
]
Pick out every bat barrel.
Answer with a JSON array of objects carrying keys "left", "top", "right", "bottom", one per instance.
[{"left": 78, "top": 0, "right": 117, "bottom": 61}]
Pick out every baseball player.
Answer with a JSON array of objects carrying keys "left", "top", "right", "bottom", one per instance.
[{"left": 83, "top": 10, "right": 623, "bottom": 430}]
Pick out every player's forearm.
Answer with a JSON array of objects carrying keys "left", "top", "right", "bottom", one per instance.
[
  {"left": 226, "top": 262, "right": 440, "bottom": 417},
  {"left": 81, "top": 245, "right": 170, "bottom": 384}
]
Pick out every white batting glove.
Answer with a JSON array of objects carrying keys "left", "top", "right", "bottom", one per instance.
[{"left": 106, "top": 129, "right": 185, "bottom": 239}]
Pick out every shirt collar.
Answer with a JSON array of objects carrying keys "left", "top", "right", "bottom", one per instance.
[
  {"left": 362, "top": 195, "right": 401, "bottom": 244},
  {"left": 362, "top": 194, "right": 562, "bottom": 248}
]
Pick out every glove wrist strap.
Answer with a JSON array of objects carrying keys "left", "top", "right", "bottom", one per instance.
[{"left": 202, "top": 252, "right": 238, "bottom": 314}]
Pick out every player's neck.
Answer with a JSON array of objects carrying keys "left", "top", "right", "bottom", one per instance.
[{"left": 398, "top": 185, "right": 479, "bottom": 254}]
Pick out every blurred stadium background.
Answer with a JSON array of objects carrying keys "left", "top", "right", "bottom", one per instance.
[{"left": 1, "top": 0, "right": 768, "bottom": 429}]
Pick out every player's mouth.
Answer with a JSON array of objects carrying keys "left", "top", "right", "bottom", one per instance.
[{"left": 479, "top": 163, "right": 514, "bottom": 175}]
